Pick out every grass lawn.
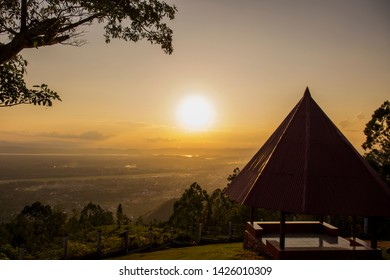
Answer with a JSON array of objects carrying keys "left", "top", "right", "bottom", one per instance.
[
  {"left": 112, "top": 241, "right": 390, "bottom": 260},
  {"left": 378, "top": 241, "right": 390, "bottom": 260},
  {"left": 113, "top": 243, "right": 266, "bottom": 260}
]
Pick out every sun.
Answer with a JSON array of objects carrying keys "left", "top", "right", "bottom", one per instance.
[{"left": 176, "top": 95, "right": 215, "bottom": 131}]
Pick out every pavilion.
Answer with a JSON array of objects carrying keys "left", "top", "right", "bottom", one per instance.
[{"left": 225, "top": 87, "right": 390, "bottom": 259}]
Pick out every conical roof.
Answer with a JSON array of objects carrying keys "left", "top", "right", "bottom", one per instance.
[{"left": 225, "top": 87, "right": 390, "bottom": 216}]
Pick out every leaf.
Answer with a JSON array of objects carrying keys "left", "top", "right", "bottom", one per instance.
[{"left": 0, "top": 56, "right": 61, "bottom": 107}]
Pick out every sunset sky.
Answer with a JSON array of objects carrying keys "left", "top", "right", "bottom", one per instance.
[{"left": 0, "top": 0, "right": 389, "bottom": 153}]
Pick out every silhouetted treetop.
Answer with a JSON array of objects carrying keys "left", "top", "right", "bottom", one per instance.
[
  {"left": 0, "top": 0, "right": 178, "bottom": 64},
  {"left": 363, "top": 100, "right": 390, "bottom": 185},
  {"left": 0, "top": 0, "right": 176, "bottom": 108}
]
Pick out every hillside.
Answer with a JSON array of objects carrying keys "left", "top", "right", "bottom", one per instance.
[{"left": 143, "top": 198, "right": 177, "bottom": 223}]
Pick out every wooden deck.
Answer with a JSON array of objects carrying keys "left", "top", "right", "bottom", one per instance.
[{"left": 244, "top": 221, "right": 382, "bottom": 260}]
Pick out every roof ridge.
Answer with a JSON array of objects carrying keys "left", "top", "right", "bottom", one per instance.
[
  {"left": 242, "top": 90, "right": 308, "bottom": 205},
  {"left": 302, "top": 88, "right": 311, "bottom": 212}
]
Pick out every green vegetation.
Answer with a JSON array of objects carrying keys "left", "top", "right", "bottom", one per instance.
[
  {"left": 362, "top": 100, "right": 390, "bottom": 186},
  {"left": 382, "top": 249, "right": 390, "bottom": 260},
  {"left": 170, "top": 168, "right": 248, "bottom": 240},
  {"left": 362, "top": 100, "right": 390, "bottom": 240}
]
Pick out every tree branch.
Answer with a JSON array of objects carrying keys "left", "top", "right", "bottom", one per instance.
[
  {"left": 0, "top": 0, "right": 177, "bottom": 64},
  {"left": 58, "top": 13, "right": 101, "bottom": 33},
  {"left": 0, "top": 23, "right": 18, "bottom": 36},
  {"left": 0, "top": 40, "right": 26, "bottom": 65},
  {"left": 21, "top": 0, "right": 28, "bottom": 32}
]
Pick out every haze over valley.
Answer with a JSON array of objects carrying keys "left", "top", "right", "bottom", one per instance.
[{"left": 0, "top": 147, "right": 255, "bottom": 222}]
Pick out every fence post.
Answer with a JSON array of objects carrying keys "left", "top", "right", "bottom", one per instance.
[
  {"left": 364, "top": 217, "right": 369, "bottom": 237},
  {"left": 197, "top": 223, "right": 202, "bottom": 243},
  {"left": 170, "top": 226, "right": 174, "bottom": 242},
  {"left": 228, "top": 221, "right": 232, "bottom": 240},
  {"left": 124, "top": 228, "right": 129, "bottom": 254},
  {"left": 369, "top": 217, "right": 378, "bottom": 249},
  {"left": 327, "top": 215, "right": 333, "bottom": 225},
  {"left": 148, "top": 227, "right": 153, "bottom": 248},
  {"left": 18, "top": 244, "right": 24, "bottom": 260},
  {"left": 97, "top": 230, "right": 102, "bottom": 257},
  {"left": 63, "top": 236, "right": 68, "bottom": 259}
]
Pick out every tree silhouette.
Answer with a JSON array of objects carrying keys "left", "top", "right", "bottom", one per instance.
[
  {"left": 0, "top": 0, "right": 177, "bottom": 64},
  {"left": 362, "top": 100, "right": 390, "bottom": 185},
  {"left": 0, "top": 0, "right": 177, "bottom": 107},
  {"left": 0, "top": 55, "right": 61, "bottom": 107},
  {"left": 8, "top": 202, "right": 66, "bottom": 252},
  {"left": 79, "top": 202, "right": 114, "bottom": 229},
  {"left": 170, "top": 182, "right": 209, "bottom": 235}
]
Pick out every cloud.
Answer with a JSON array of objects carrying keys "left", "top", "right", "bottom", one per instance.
[
  {"left": 109, "top": 120, "right": 152, "bottom": 128},
  {"left": 107, "top": 120, "right": 169, "bottom": 130},
  {"left": 79, "top": 131, "right": 109, "bottom": 140},
  {"left": 339, "top": 112, "right": 365, "bottom": 131},
  {"left": 143, "top": 137, "right": 177, "bottom": 143},
  {"left": 39, "top": 131, "right": 111, "bottom": 141}
]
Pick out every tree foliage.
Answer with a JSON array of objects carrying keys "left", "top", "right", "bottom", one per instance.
[
  {"left": 169, "top": 168, "right": 252, "bottom": 238},
  {"left": 1, "top": 201, "right": 123, "bottom": 259},
  {"left": 0, "top": 0, "right": 177, "bottom": 108},
  {"left": 0, "top": 55, "right": 61, "bottom": 107},
  {"left": 170, "top": 182, "right": 209, "bottom": 234},
  {"left": 79, "top": 202, "right": 114, "bottom": 229},
  {"left": 0, "top": 0, "right": 177, "bottom": 64},
  {"left": 7, "top": 202, "right": 66, "bottom": 252},
  {"left": 226, "top": 167, "right": 240, "bottom": 187},
  {"left": 207, "top": 188, "right": 238, "bottom": 229},
  {"left": 116, "top": 203, "right": 129, "bottom": 227},
  {"left": 362, "top": 100, "right": 390, "bottom": 185}
]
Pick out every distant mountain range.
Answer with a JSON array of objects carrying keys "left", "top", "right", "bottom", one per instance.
[
  {"left": 0, "top": 140, "right": 138, "bottom": 155},
  {"left": 0, "top": 140, "right": 257, "bottom": 158}
]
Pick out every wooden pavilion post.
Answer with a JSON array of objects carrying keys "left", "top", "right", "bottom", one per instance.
[
  {"left": 250, "top": 206, "right": 255, "bottom": 225},
  {"left": 351, "top": 216, "right": 356, "bottom": 242},
  {"left": 369, "top": 217, "right": 377, "bottom": 249},
  {"left": 280, "top": 211, "right": 286, "bottom": 250}
]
